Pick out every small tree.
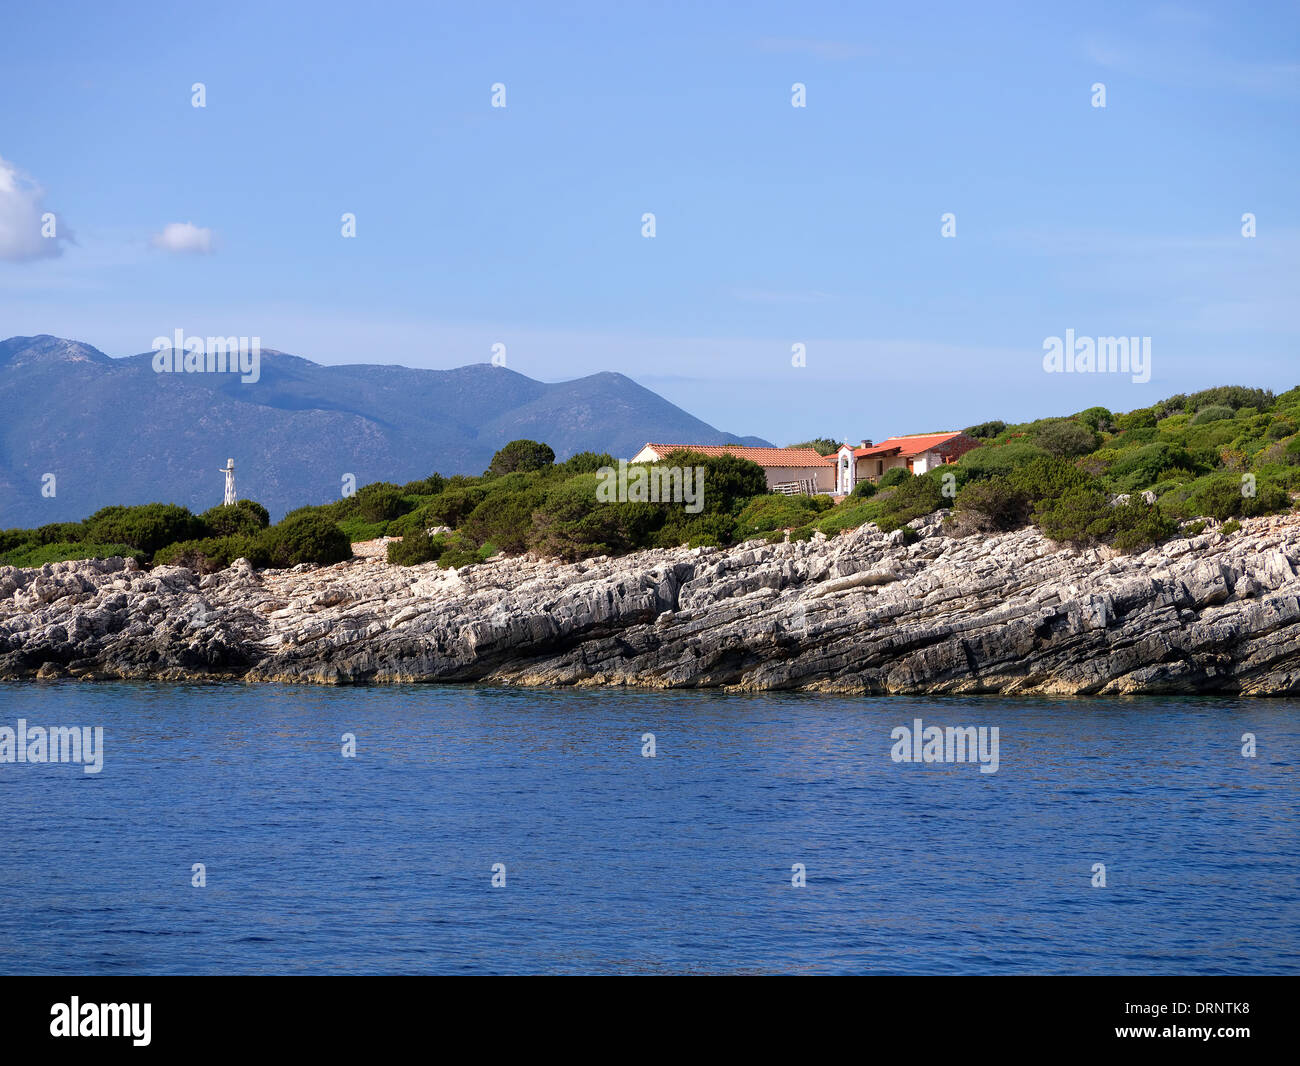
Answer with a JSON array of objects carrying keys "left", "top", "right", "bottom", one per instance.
[{"left": 487, "top": 440, "right": 555, "bottom": 476}]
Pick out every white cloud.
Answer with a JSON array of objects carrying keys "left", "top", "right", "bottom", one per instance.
[
  {"left": 151, "top": 221, "right": 214, "bottom": 254},
  {"left": 0, "top": 155, "right": 68, "bottom": 262}
]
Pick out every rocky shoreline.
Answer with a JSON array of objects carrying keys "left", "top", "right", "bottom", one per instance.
[{"left": 2, "top": 511, "right": 1299, "bottom": 695}]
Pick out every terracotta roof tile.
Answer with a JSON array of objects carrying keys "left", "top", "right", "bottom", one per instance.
[
  {"left": 640, "top": 444, "right": 829, "bottom": 467},
  {"left": 826, "top": 432, "right": 969, "bottom": 462}
]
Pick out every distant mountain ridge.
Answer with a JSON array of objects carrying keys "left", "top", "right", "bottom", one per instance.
[{"left": 0, "top": 335, "right": 771, "bottom": 527}]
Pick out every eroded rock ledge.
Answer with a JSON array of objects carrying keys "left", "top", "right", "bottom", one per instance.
[{"left": 2, "top": 512, "right": 1299, "bottom": 695}]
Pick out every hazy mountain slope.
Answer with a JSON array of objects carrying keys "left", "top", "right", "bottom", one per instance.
[{"left": 0, "top": 335, "right": 771, "bottom": 526}]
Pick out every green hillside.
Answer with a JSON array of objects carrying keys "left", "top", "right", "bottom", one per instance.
[{"left": 3, "top": 386, "right": 1297, "bottom": 573}]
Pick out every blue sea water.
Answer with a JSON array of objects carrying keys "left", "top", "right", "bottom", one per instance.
[{"left": 0, "top": 682, "right": 1295, "bottom": 975}]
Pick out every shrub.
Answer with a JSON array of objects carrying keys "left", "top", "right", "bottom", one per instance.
[
  {"left": 84, "top": 503, "right": 203, "bottom": 557},
  {"left": 487, "top": 439, "right": 555, "bottom": 476},
  {"left": 335, "top": 516, "right": 391, "bottom": 543},
  {"left": 735, "top": 494, "right": 829, "bottom": 537},
  {"left": 1034, "top": 419, "right": 1099, "bottom": 458},
  {"left": 262, "top": 513, "right": 352, "bottom": 568},
  {"left": 426, "top": 485, "right": 488, "bottom": 527},
  {"left": 1076, "top": 406, "right": 1114, "bottom": 433},
  {"left": 1032, "top": 487, "right": 1115, "bottom": 545},
  {"left": 557, "top": 451, "right": 616, "bottom": 476},
  {"left": 659, "top": 451, "right": 767, "bottom": 511},
  {"left": 1188, "top": 404, "right": 1235, "bottom": 426},
  {"left": 850, "top": 478, "right": 877, "bottom": 499},
  {"left": 0, "top": 528, "right": 33, "bottom": 554},
  {"left": 355, "top": 482, "right": 409, "bottom": 522},
  {"left": 1107, "top": 443, "right": 1202, "bottom": 492},
  {"left": 875, "top": 469, "right": 949, "bottom": 531},
  {"left": 0, "top": 541, "right": 146, "bottom": 568},
  {"left": 1221, "top": 519, "right": 1241, "bottom": 535},
  {"left": 153, "top": 535, "right": 271, "bottom": 573},
  {"left": 957, "top": 442, "right": 1050, "bottom": 479},
  {"left": 387, "top": 531, "right": 447, "bottom": 566},
  {"left": 813, "top": 498, "right": 881, "bottom": 538},
  {"left": 1181, "top": 520, "right": 1207, "bottom": 537},
  {"left": 1008, "top": 455, "right": 1093, "bottom": 501},
  {"left": 462, "top": 489, "right": 545, "bottom": 553},
  {"left": 878, "top": 467, "right": 912, "bottom": 489},
  {"left": 1110, "top": 498, "right": 1178, "bottom": 554},
  {"left": 199, "top": 499, "right": 270, "bottom": 538},
  {"left": 33, "top": 522, "right": 87, "bottom": 545},
  {"left": 401, "top": 473, "right": 446, "bottom": 495},
  {"left": 963, "top": 420, "right": 1006, "bottom": 439},
  {"left": 527, "top": 474, "right": 658, "bottom": 560},
  {"left": 1180, "top": 474, "right": 1291, "bottom": 521},
  {"left": 954, "top": 476, "right": 1031, "bottom": 531},
  {"left": 387, "top": 504, "right": 437, "bottom": 538}
]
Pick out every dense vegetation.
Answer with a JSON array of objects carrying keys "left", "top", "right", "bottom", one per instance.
[
  {"left": 0, "top": 499, "right": 348, "bottom": 573},
  {"left": 3, "top": 386, "right": 1297, "bottom": 574}
]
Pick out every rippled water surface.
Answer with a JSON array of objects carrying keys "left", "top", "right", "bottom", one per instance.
[{"left": 0, "top": 683, "right": 1296, "bottom": 974}]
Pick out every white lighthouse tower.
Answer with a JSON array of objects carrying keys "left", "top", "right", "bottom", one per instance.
[{"left": 219, "top": 458, "right": 237, "bottom": 506}]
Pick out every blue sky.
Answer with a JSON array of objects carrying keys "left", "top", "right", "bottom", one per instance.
[{"left": 1, "top": 0, "right": 1296, "bottom": 445}]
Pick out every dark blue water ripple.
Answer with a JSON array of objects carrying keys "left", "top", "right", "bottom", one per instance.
[{"left": 0, "top": 683, "right": 1295, "bottom": 974}]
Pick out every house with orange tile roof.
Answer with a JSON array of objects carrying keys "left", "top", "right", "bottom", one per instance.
[
  {"left": 828, "top": 432, "right": 981, "bottom": 495},
  {"left": 631, "top": 443, "right": 834, "bottom": 495}
]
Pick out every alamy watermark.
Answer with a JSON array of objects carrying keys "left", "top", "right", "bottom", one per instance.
[
  {"left": 152, "top": 328, "right": 261, "bottom": 383},
  {"left": 890, "top": 717, "right": 999, "bottom": 774},
  {"left": 0, "top": 719, "right": 104, "bottom": 773},
  {"left": 1042, "top": 330, "right": 1150, "bottom": 384},
  {"left": 596, "top": 460, "right": 705, "bottom": 513}
]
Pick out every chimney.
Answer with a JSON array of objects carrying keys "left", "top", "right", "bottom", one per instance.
[{"left": 860, "top": 439, "right": 872, "bottom": 448}]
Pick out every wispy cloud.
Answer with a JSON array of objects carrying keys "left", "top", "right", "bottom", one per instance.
[
  {"left": 151, "top": 221, "right": 214, "bottom": 255},
  {"left": 0, "top": 155, "right": 71, "bottom": 262}
]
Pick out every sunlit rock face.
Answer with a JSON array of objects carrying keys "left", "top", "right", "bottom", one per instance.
[{"left": 2, "top": 513, "right": 1299, "bottom": 696}]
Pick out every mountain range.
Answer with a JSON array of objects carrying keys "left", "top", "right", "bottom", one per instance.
[{"left": 0, "top": 335, "right": 770, "bottom": 527}]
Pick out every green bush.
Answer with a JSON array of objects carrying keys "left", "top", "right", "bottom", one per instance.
[
  {"left": 1221, "top": 519, "right": 1241, "bottom": 535},
  {"left": 878, "top": 467, "right": 912, "bottom": 489},
  {"left": 851, "top": 478, "right": 877, "bottom": 499},
  {"left": 33, "top": 521, "right": 87, "bottom": 545},
  {"left": 557, "top": 451, "right": 616, "bottom": 476},
  {"left": 153, "top": 535, "right": 271, "bottom": 573},
  {"left": 487, "top": 439, "right": 555, "bottom": 476},
  {"left": 735, "top": 494, "right": 829, "bottom": 537},
  {"left": 1110, "top": 498, "right": 1178, "bottom": 554},
  {"left": 462, "top": 488, "right": 545, "bottom": 553},
  {"left": 1188, "top": 404, "right": 1235, "bottom": 426},
  {"left": 957, "top": 441, "right": 1050, "bottom": 479},
  {"left": 84, "top": 503, "right": 203, "bottom": 557},
  {"left": 1107, "top": 443, "right": 1202, "bottom": 492},
  {"left": 875, "top": 469, "right": 949, "bottom": 532},
  {"left": 261, "top": 513, "right": 352, "bottom": 568},
  {"left": 387, "top": 502, "right": 444, "bottom": 538},
  {"left": 386, "top": 531, "right": 447, "bottom": 566},
  {"left": 199, "top": 499, "right": 270, "bottom": 538},
  {"left": 1032, "top": 487, "right": 1115, "bottom": 545},
  {"left": 1034, "top": 419, "right": 1099, "bottom": 458},
  {"left": 355, "top": 481, "right": 410, "bottom": 522},
  {"left": 401, "top": 473, "right": 446, "bottom": 495},
  {"left": 335, "top": 516, "right": 391, "bottom": 543},
  {"left": 0, "top": 528, "right": 33, "bottom": 554},
  {"left": 426, "top": 485, "right": 488, "bottom": 527},
  {"left": 963, "top": 420, "right": 1007, "bottom": 439},
  {"left": 954, "top": 476, "right": 1031, "bottom": 531},
  {"left": 0, "top": 541, "right": 146, "bottom": 568}
]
